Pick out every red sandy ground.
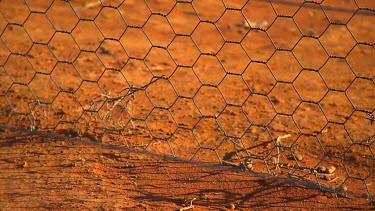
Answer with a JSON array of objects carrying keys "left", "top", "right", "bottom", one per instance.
[
  {"left": 0, "top": 130, "right": 373, "bottom": 210},
  {"left": 0, "top": 0, "right": 374, "bottom": 210}
]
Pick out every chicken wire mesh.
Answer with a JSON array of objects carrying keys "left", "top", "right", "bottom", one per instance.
[{"left": 0, "top": 0, "right": 374, "bottom": 200}]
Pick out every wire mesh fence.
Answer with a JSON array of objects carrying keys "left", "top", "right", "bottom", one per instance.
[{"left": 0, "top": 0, "right": 374, "bottom": 200}]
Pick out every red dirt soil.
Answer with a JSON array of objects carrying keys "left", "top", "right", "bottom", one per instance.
[
  {"left": 0, "top": 130, "right": 374, "bottom": 210},
  {"left": 0, "top": 0, "right": 374, "bottom": 210}
]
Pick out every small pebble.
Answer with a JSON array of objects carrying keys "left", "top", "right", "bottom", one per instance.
[
  {"left": 294, "top": 154, "right": 303, "bottom": 161},
  {"left": 17, "top": 161, "right": 28, "bottom": 168},
  {"left": 229, "top": 203, "right": 235, "bottom": 210},
  {"left": 288, "top": 154, "right": 303, "bottom": 161},
  {"left": 270, "top": 157, "right": 277, "bottom": 164},
  {"left": 340, "top": 185, "right": 348, "bottom": 191},
  {"left": 246, "top": 163, "right": 253, "bottom": 170},
  {"left": 316, "top": 166, "right": 327, "bottom": 173},
  {"left": 245, "top": 159, "right": 253, "bottom": 170},
  {"left": 327, "top": 166, "right": 336, "bottom": 174}
]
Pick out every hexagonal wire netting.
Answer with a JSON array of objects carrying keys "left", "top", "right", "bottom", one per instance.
[{"left": 0, "top": 0, "right": 374, "bottom": 200}]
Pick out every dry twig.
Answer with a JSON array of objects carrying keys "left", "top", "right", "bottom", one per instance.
[
  {"left": 74, "top": 0, "right": 101, "bottom": 11},
  {"left": 89, "top": 76, "right": 166, "bottom": 129},
  {"left": 179, "top": 198, "right": 196, "bottom": 211},
  {"left": 364, "top": 112, "right": 375, "bottom": 125},
  {"left": 275, "top": 134, "right": 291, "bottom": 174}
]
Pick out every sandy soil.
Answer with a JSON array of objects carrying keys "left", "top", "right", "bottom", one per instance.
[
  {"left": 0, "top": 0, "right": 374, "bottom": 209},
  {"left": 0, "top": 130, "right": 374, "bottom": 210}
]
